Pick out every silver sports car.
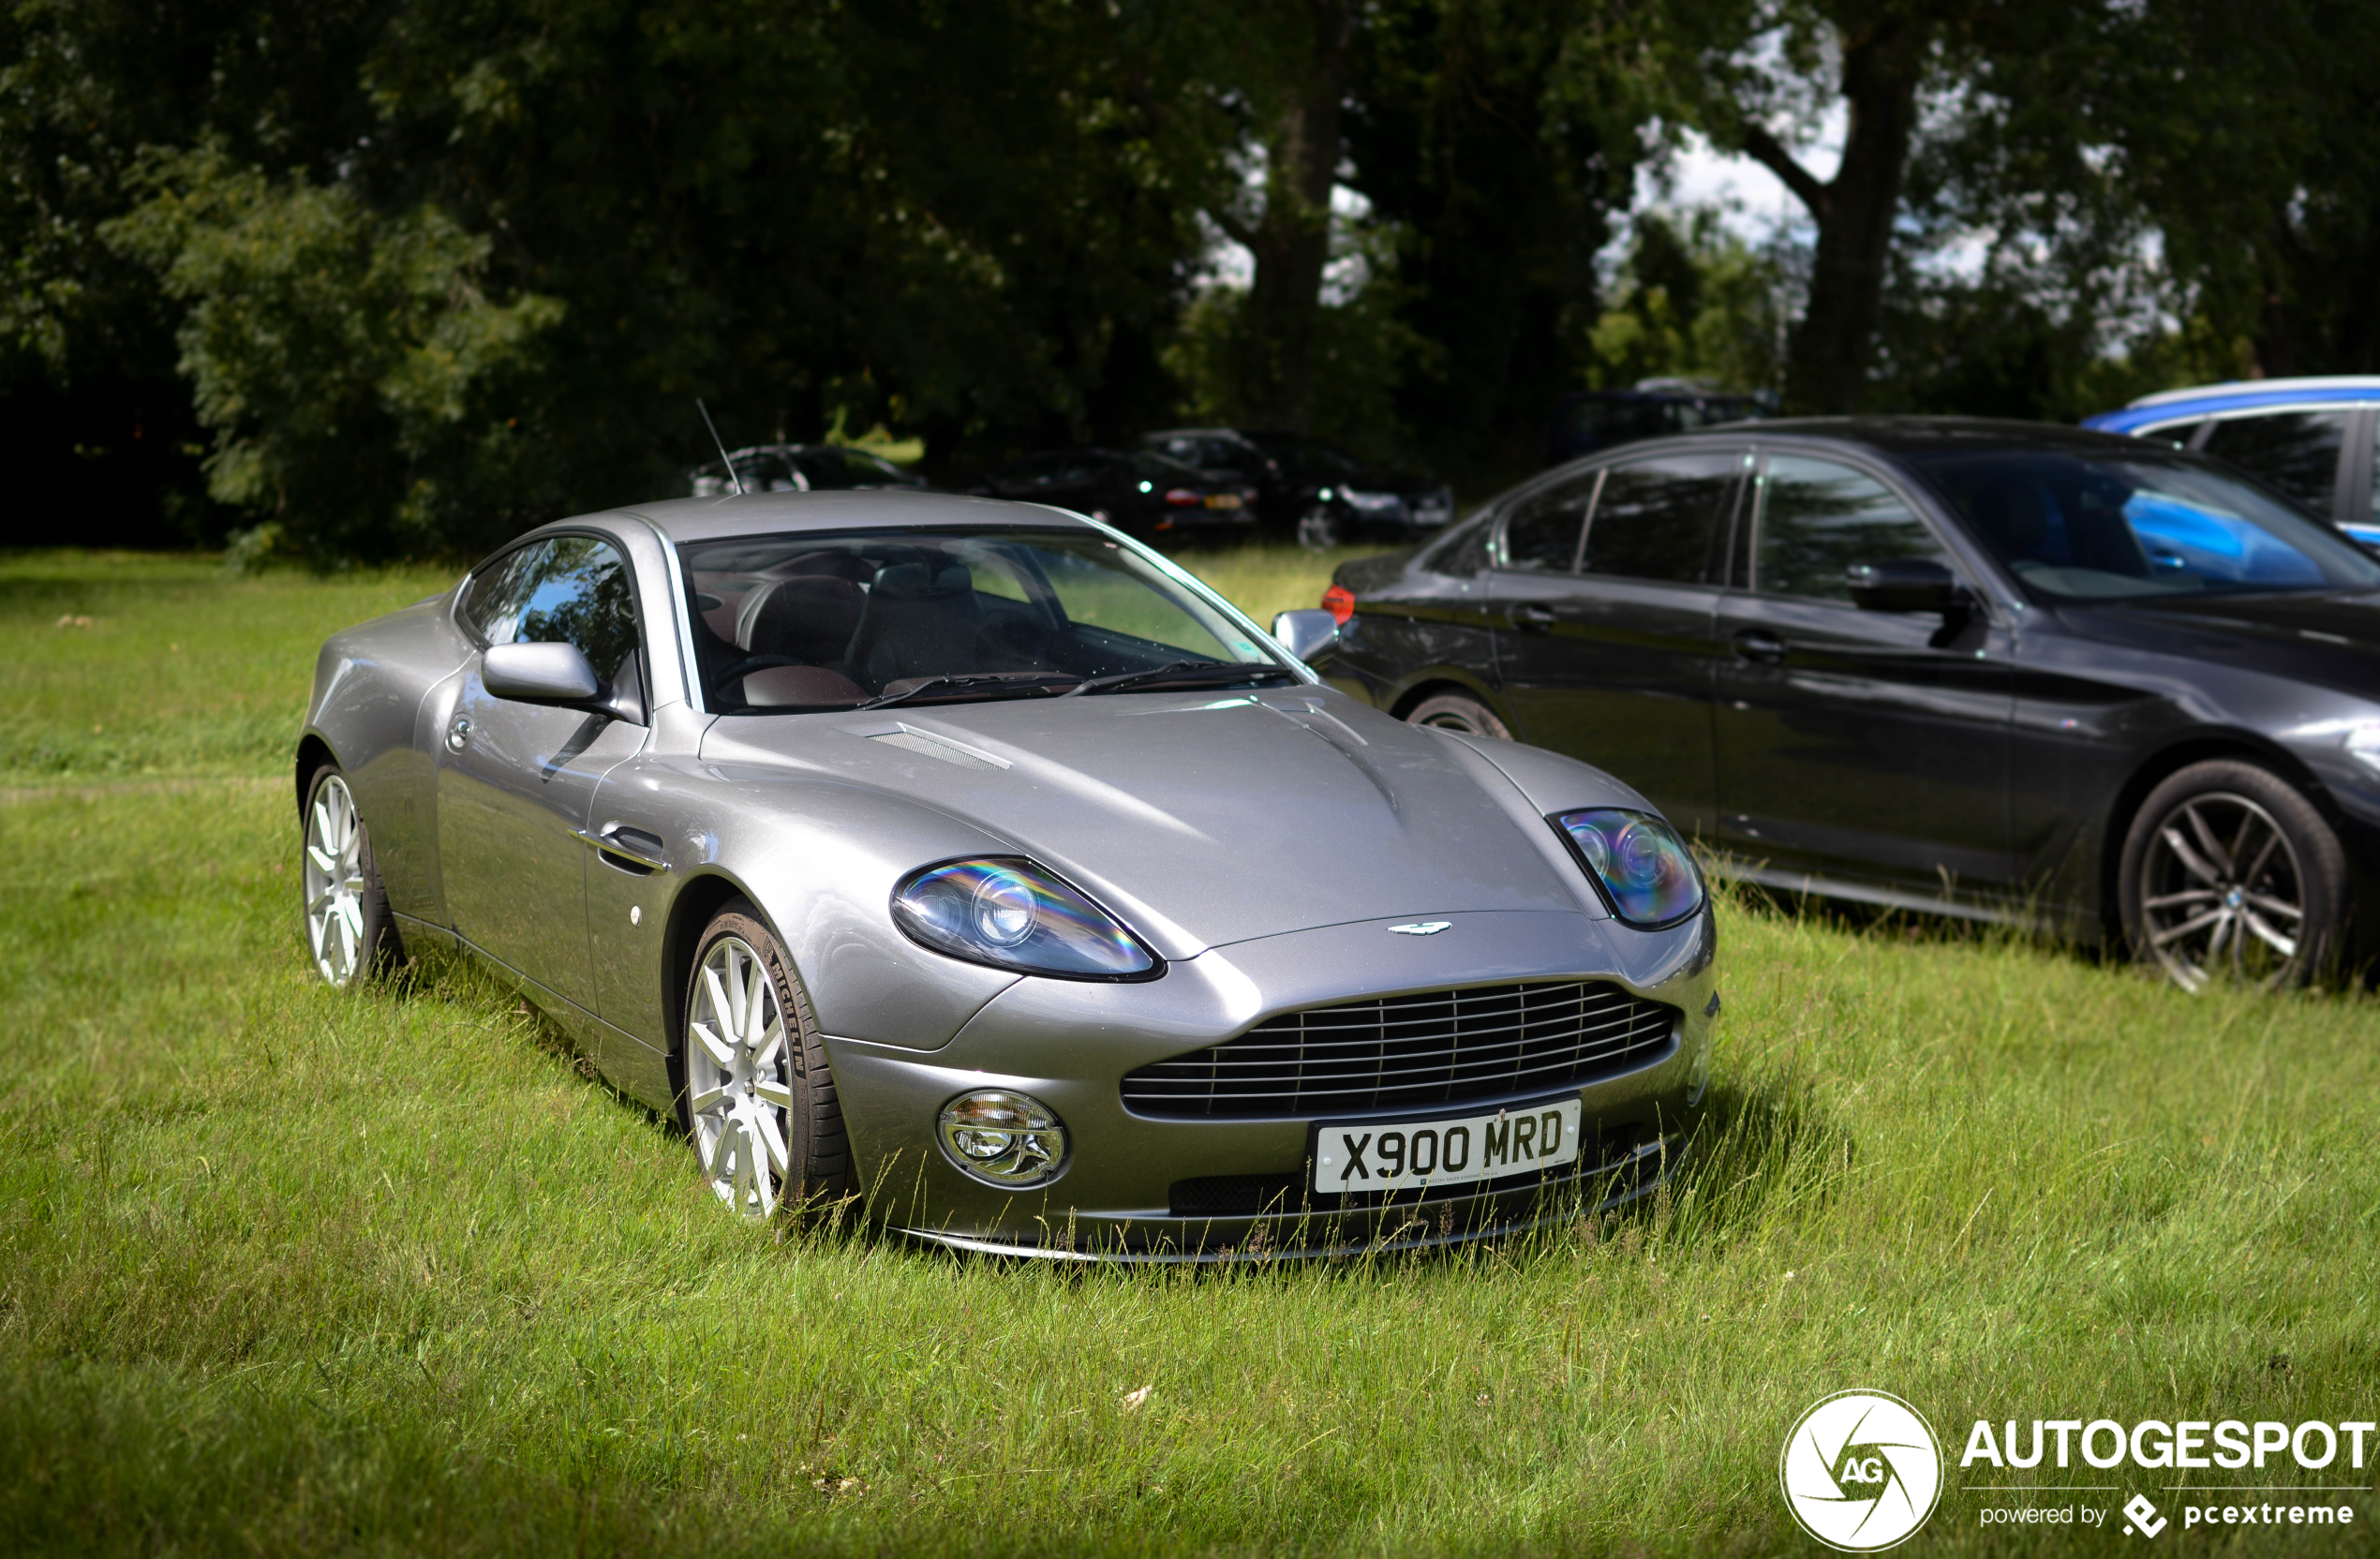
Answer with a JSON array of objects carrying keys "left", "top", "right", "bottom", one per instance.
[{"left": 296, "top": 491, "right": 1717, "bottom": 1258}]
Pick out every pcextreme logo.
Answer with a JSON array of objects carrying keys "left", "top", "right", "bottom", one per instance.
[{"left": 1779, "top": 1389, "right": 1945, "bottom": 1552}]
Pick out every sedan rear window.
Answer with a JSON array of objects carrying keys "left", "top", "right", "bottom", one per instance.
[
  {"left": 678, "top": 527, "right": 1283, "bottom": 713},
  {"left": 1913, "top": 451, "right": 2380, "bottom": 601}
]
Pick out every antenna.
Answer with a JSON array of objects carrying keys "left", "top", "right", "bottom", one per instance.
[{"left": 696, "top": 398, "right": 743, "bottom": 495}]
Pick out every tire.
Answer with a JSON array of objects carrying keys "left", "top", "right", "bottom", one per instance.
[
  {"left": 680, "top": 902, "right": 851, "bottom": 1217},
  {"left": 1296, "top": 506, "right": 1343, "bottom": 551},
  {"left": 299, "top": 763, "right": 402, "bottom": 987},
  {"left": 1405, "top": 690, "right": 1512, "bottom": 741},
  {"left": 2118, "top": 759, "right": 2347, "bottom": 992}
]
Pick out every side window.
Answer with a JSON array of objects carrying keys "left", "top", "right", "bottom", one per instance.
[
  {"left": 1754, "top": 456, "right": 1948, "bottom": 601},
  {"left": 2200, "top": 411, "right": 2346, "bottom": 513},
  {"left": 1583, "top": 452, "right": 1740, "bottom": 584},
  {"left": 1497, "top": 472, "right": 1599, "bottom": 571},
  {"left": 460, "top": 543, "right": 547, "bottom": 644},
  {"left": 1427, "top": 512, "right": 1494, "bottom": 578},
  {"left": 473, "top": 536, "right": 641, "bottom": 683}
]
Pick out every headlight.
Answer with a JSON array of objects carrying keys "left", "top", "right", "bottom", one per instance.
[
  {"left": 2346, "top": 723, "right": 2380, "bottom": 777},
  {"left": 1551, "top": 809, "right": 1705, "bottom": 929},
  {"left": 937, "top": 1090, "right": 1067, "bottom": 1187},
  {"left": 892, "top": 857, "right": 1161, "bottom": 979}
]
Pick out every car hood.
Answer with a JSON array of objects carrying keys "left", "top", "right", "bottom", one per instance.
[
  {"left": 698, "top": 689, "right": 1613, "bottom": 957},
  {"left": 2076, "top": 589, "right": 2380, "bottom": 695}
]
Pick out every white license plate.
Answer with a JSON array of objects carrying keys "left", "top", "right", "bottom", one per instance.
[{"left": 1311, "top": 1098, "right": 1582, "bottom": 1194}]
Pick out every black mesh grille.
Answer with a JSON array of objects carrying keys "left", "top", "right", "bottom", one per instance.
[{"left": 1122, "top": 981, "right": 1676, "bottom": 1120}]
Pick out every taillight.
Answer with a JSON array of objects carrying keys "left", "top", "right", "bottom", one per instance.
[
  {"left": 1164, "top": 487, "right": 1202, "bottom": 507},
  {"left": 1322, "top": 585, "right": 1356, "bottom": 624}
]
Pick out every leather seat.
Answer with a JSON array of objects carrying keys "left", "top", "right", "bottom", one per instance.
[{"left": 847, "top": 560, "right": 983, "bottom": 687}]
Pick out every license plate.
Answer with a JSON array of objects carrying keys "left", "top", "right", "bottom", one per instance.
[
  {"left": 1203, "top": 493, "right": 1242, "bottom": 509},
  {"left": 1311, "top": 1098, "right": 1582, "bottom": 1194}
]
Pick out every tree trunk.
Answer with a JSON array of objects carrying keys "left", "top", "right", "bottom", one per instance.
[
  {"left": 1744, "top": 17, "right": 1929, "bottom": 413},
  {"left": 1214, "top": 0, "right": 1352, "bottom": 432}
]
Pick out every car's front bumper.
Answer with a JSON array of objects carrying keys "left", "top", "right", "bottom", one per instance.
[{"left": 821, "top": 907, "right": 1716, "bottom": 1259}]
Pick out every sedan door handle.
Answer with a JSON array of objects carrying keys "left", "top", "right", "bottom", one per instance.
[
  {"left": 1510, "top": 602, "right": 1557, "bottom": 631},
  {"left": 1732, "top": 629, "right": 1787, "bottom": 665},
  {"left": 574, "top": 822, "right": 670, "bottom": 875}
]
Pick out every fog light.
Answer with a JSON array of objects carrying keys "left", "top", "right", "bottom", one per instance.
[{"left": 936, "top": 1090, "right": 1067, "bottom": 1187}]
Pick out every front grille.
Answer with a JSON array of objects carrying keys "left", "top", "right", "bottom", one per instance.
[{"left": 1122, "top": 981, "right": 1676, "bottom": 1120}]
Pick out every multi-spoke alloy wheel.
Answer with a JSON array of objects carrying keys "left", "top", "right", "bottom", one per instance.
[
  {"left": 1404, "top": 690, "right": 1511, "bottom": 741},
  {"left": 688, "top": 935, "right": 796, "bottom": 1216},
  {"left": 302, "top": 769, "right": 381, "bottom": 986},
  {"left": 2120, "top": 760, "right": 2345, "bottom": 993}
]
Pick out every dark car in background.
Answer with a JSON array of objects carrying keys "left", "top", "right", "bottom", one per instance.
[
  {"left": 1544, "top": 379, "right": 1770, "bottom": 468},
  {"left": 2084, "top": 376, "right": 2380, "bottom": 547},
  {"left": 977, "top": 447, "right": 1257, "bottom": 542},
  {"left": 692, "top": 443, "right": 930, "bottom": 497},
  {"left": 1138, "top": 427, "right": 1453, "bottom": 549},
  {"left": 1315, "top": 416, "right": 2380, "bottom": 991}
]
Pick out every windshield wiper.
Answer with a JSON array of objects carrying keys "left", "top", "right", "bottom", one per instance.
[
  {"left": 1064, "top": 660, "right": 1300, "bottom": 697},
  {"left": 857, "top": 672, "right": 1082, "bottom": 711}
]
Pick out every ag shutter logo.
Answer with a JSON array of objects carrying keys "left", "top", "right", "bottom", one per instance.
[{"left": 1780, "top": 1389, "right": 1945, "bottom": 1552}]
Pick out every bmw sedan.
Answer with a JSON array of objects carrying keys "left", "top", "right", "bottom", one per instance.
[
  {"left": 295, "top": 491, "right": 1716, "bottom": 1257},
  {"left": 1317, "top": 417, "right": 2380, "bottom": 990}
]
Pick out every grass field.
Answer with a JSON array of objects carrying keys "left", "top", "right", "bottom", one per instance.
[{"left": 4, "top": 550, "right": 2377, "bottom": 1555}]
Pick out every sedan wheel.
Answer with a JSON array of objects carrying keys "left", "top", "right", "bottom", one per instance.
[
  {"left": 683, "top": 906, "right": 850, "bottom": 1218},
  {"left": 1405, "top": 690, "right": 1511, "bottom": 741},
  {"left": 2120, "top": 760, "right": 2345, "bottom": 992},
  {"left": 1296, "top": 506, "right": 1343, "bottom": 551},
  {"left": 300, "top": 765, "right": 398, "bottom": 986}
]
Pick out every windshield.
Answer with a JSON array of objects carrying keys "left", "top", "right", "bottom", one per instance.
[
  {"left": 678, "top": 527, "right": 1287, "bottom": 713},
  {"left": 1911, "top": 451, "right": 2380, "bottom": 602}
]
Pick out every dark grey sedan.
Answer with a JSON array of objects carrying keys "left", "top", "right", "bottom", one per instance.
[{"left": 1319, "top": 417, "right": 2380, "bottom": 990}]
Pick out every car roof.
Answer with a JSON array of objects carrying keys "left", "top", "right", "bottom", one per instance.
[
  {"left": 604, "top": 488, "right": 1100, "bottom": 546},
  {"left": 1634, "top": 414, "right": 2150, "bottom": 458},
  {"left": 2083, "top": 376, "right": 2380, "bottom": 433}
]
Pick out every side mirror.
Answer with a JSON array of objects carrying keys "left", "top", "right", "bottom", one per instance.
[
  {"left": 1848, "top": 558, "right": 1963, "bottom": 614},
  {"left": 483, "top": 641, "right": 602, "bottom": 705},
  {"left": 1271, "top": 608, "right": 1340, "bottom": 663}
]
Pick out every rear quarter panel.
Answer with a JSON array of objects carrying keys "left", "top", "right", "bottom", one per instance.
[{"left": 303, "top": 593, "right": 473, "bottom": 922}]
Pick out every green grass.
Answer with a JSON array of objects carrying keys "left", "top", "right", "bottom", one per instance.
[{"left": 3, "top": 551, "right": 2377, "bottom": 1554}]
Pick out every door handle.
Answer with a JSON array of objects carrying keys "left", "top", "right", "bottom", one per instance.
[
  {"left": 574, "top": 821, "right": 670, "bottom": 875},
  {"left": 445, "top": 714, "right": 471, "bottom": 751},
  {"left": 1510, "top": 602, "right": 1557, "bottom": 631},
  {"left": 1732, "top": 629, "right": 1786, "bottom": 665}
]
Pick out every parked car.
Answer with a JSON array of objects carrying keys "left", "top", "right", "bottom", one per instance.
[
  {"left": 2083, "top": 377, "right": 2380, "bottom": 546},
  {"left": 1137, "top": 427, "right": 1454, "bottom": 549},
  {"left": 977, "top": 447, "right": 1257, "bottom": 542},
  {"left": 293, "top": 490, "right": 1717, "bottom": 1257},
  {"left": 692, "top": 442, "right": 930, "bottom": 497},
  {"left": 1314, "top": 416, "right": 2380, "bottom": 991},
  {"left": 1544, "top": 379, "right": 1771, "bottom": 468}
]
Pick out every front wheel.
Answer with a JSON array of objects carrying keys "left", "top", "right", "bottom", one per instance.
[
  {"left": 300, "top": 763, "right": 401, "bottom": 986},
  {"left": 681, "top": 904, "right": 851, "bottom": 1217},
  {"left": 1404, "top": 690, "right": 1511, "bottom": 740},
  {"left": 1296, "top": 506, "right": 1343, "bottom": 551},
  {"left": 2118, "top": 759, "right": 2347, "bottom": 991}
]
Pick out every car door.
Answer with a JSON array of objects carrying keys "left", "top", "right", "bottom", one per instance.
[
  {"left": 1488, "top": 447, "right": 1746, "bottom": 834},
  {"left": 435, "top": 534, "right": 648, "bottom": 1009},
  {"left": 1710, "top": 451, "right": 2017, "bottom": 895}
]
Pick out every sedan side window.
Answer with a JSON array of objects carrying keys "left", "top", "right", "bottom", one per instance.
[
  {"left": 1499, "top": 472, "right": 1599, "bottom": 571},
  {"left": 1582, "top": 452, "right": 1740, "bottom": 583},
  {"left": 474, "top": 536, "right": 641, "bottom": 684},
  {"left": 2200, "top": 411, "right": 2347, "bottom": 513},
  {"left": 1753, "top": 456, "right": 1948, "bottom": 601}
]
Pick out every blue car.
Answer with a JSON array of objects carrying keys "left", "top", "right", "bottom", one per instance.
[{"left": 2084, "top": 376, "right": 2380, "bottom": 547}]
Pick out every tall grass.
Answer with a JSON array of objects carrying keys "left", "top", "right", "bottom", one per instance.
[{"left": 2, "top": 552, "right": 2374, "bottom": 1554}]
